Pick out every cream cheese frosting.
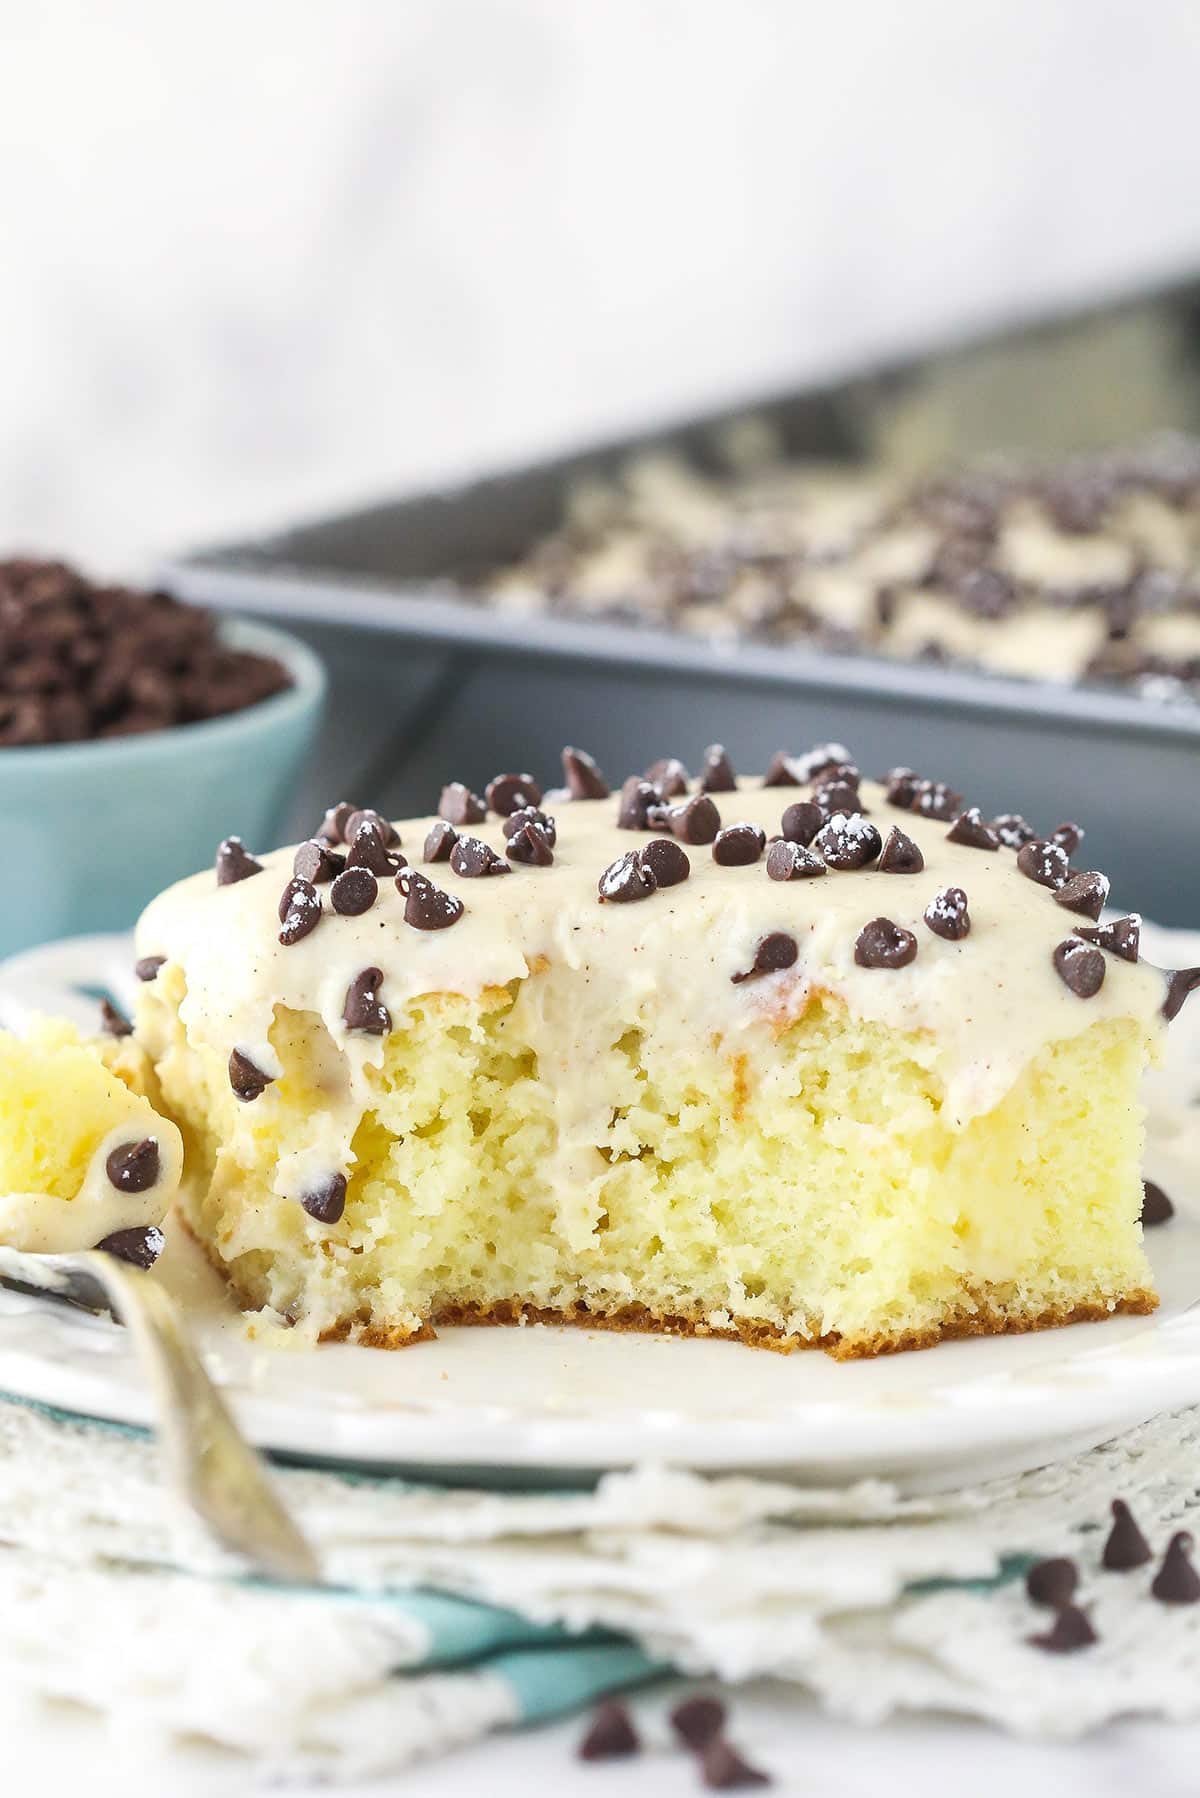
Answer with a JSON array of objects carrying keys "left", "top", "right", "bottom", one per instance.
[{"left": 0, "top": 1119, "right": 183, "bottom": 1256}]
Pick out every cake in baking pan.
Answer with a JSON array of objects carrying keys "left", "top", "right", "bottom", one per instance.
[{"left": 124, "top": 740, "right": 1189, "bottom": 1359}]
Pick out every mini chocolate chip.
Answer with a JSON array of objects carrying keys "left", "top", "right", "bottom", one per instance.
[
  {"left": 228, "top": 1048, "right": 273, "bottom": 1102},
  {"left": 700, "top": 744, "right": 737, "bottom": 792},
  {"left": 1029, "top": 1604, "right": 1097, "bottom": 1653},
  {"left": 947, "top": 807, "right": 1000, "bottom": 850},
  {"left": 1077, "top": 914, "right": 1140, "bottom": 962},
  {"left": 105, "top": 1137, "right": 160, "bottom": 1194},
  {"left": 278, "top": 878, "right": 322, "bottom": 945},
  {"left": 578, "top": 1700, "right": 640, "bottom": 1762},
  {"left": 561, "top": 745, "right": 609, "bottom": 800},
  {"left": 992, "top": 812, "right": 1036, "bottom": 849},
  {"left": 423, "top": 820, "right": 458, "bottom": 863},
  {"left": 814, "top": 812, "right": 882, "bottom": 870},
  {"left": 1053, "top": 937, "right": 1106, "bottom": 997},
  {"left": 812, "top": 779, "right": 861, "bottom": 819},
  {"left": 762, "top": 750, "right": 801, "bottom": 786},
  {"left": 450, "top": 836, "right": 510, "bottom": 878},
  {"left": 1054, "top": 870, "right": 1110, "bottom": 921},
  {"left": 438, "top": 782, "right": 488, "bottom": 826},
  {"left": 618, "top": 775, "right": 659, "bottom": 830},
  {"left": 732, "top": 931, "right": 798, "bottom": 983},
  {"left": 780, "top": 800, "right": 823, "bottom": 846},
  {"left": 1141, "top": 1180, "right": 1174, "bottom": 1226},
  {"left": 134, "top": 955, "right": 166, "bottom": 982},
  {"left": 878, "top": 826, "right": 924, "bottom": 874},
  {"left": 1026, "top": 1557, "right": 1077, "bottom": 1607},
  {"left": 1102, "top": 1499, "right": 1153, "bottom": 1570},
  {"left": 293, "top": 838, "right": 345, "bottom": 884},
  {"left": 924, "top": 886, "right": 970, "bottom": 940},
  {"left": 913, "top": 780, "right": 963, "bottom": 822},
  {"left": 713, "top": 822, "right": 766, "bottom": 866},
  {"left": 486, "top": 771, "right": 542, "bottom": 816},
  {"left": 598, "top": 850, "right": 657, "bottom": 902},
  {"left": 331, "top": 866, "right": 379, "bottom": 915},
  {"left": 215, "top": 836, "right": 263, "bottom": 886},
  {"left": 1163, "top": 967, "right": 1200, "bottom": 1021},
  {"left": 1052, "top": 821, "right": 1085, "bottom": 855},
  {"left": 640, "top": 838, "right": 690, "bottom": 886},
  {"left": 766, "top": 839, "right": 826, "bottom": 881},
  {"left": 99, "top": 998, "right": 132, "bottom": 1037},
  {"left": 884, "top": 766, "right": 920, "bottom": 809},
  {"left": 301, "top": 1173, "right": 347, "bottom": 1225},
  {"left": 1017, "top": 839, "right": 1070, "bottom": 889},
  {"left": 343, "top": 807, "right": 398, "bottom": 848},
  {"left": 97, "top": 1224, "right": 165, "bottom": 1269},
  {"left": 317, "top": 801, "right": 357, "bottom": 844},
  {"left": 342, "top": 967, "right": 390, "bottom": 1035},
  {"left": 668, "top": 793, "right": 722, "bottom": 844},
  {"left": 645, "top": 756, "right": 689, "bottom": 798},
  {"left": 855, "top": 917, "right": 918, "bottom": 969},
  {"left": 346, "top": 819, "right": 401, "bottom": 876},
  {"left": 1152, "top": 1532, "right": 1200, "bottom": 1604},
  {"left": 502, "top": 806, "right": 557, "bottom": 845},
  {"left": 798, "top": 742, "right": 856, "bottom": 784},
  {"left": 397, "top": 870, "right": 465, "bottom": 930},
  {"left": 506, "top": 820, "right": 555, "bottom": 866},
  {"left": 700, "top": 1739, "right": 771, "bottom": 1789},
  {"left": 671, "top": 1694, "right": 726, "bottom": 1750}
]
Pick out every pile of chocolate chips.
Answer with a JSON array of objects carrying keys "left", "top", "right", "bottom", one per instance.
[{"left": 0, "top": 558, "right": 291, "bottom": 746}]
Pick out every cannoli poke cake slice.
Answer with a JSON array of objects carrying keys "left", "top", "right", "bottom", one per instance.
[{"left": 129, "top": 744, "right": 1190, "bottom": 1358}]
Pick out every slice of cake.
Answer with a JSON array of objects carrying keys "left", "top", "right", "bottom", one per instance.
[
  {"left": 129, "top": 744, "right": 1185, "bottom": 1358},
  {"left": 0, "top": 1019, "right": 182, "bottom": 1264}
]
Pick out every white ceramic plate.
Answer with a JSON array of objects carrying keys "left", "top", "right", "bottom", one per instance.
[{"left": 2, "top": 931, "right": 1200, "bottom": 1492}]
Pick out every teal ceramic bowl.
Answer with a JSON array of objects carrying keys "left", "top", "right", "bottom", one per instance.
[{"left": 0, "top": 619, "right": 325, "bottom": 956}]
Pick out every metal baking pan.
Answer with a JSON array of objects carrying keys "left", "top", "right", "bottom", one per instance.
[{"left": 163, "top": 291, "right": 1200, "bottom": 925}]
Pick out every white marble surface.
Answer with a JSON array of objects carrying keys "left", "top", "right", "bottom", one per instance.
[{"left": 3, "top": 0, "right": 1200, "bottom": 570}]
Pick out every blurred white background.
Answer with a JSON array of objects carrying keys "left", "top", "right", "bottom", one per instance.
[{"left": 3, "top": 0, "right": 1200, "bottom": 568}]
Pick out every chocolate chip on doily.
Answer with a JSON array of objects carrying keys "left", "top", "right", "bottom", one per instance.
[
  {"left": 1152, "top": 1532, "right": 1200, "bottom": 1604},
  {"left": 577, "top": 1701, "right": 640, "bottom": 1761},
  {"left": 700, "top": 1738, "right": 772, "bottom": 1789},
  {"left": 671, "top": 1694, "right": 727, "bottom": 1750},
  {"left": 1029, "top": 1604, "right": 1097, "bottom": 1653},
  {"left": 1025, "top": 1557, "right": 1078, "bottom": 1607},
  {"left": 1102, "top": 1499, "right": 1152, "bottom": 1571}
]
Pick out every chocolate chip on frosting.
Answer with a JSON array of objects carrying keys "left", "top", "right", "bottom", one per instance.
[
  {"left": 799, "top": 741, "right": 855, "bottom": 784},
  {"left": 598, "top": 851, "right": 657, "bottom": 902},
  {"left": 1141, "top": 1180, "right": 1174, "bottom": 1226},
  {"left": 855, "top": 917, "right": 918, "bottom": 968},
  {"left": 562, "top": 745, "right": 609, "bottom": 800},
  {"left": 762, "top": 750, "right": 802, "bottom": 786},
  {"left": 992, "top": 812, "right": 1036, "bottom": 849},
  {"left": 780, "top": 800, "right": 824, "bottom": 846},
  {"left": 578, "top": 1701, "right": 640, "bottom": 1762},
  {"left": 732, "top": 931, "right": 798, "bottom": 983},
  {"left": 502, "top": 806, "right": 557, "bottom": 846},
  {"left": 423, "top": 820, "right": 458, "bottom": 863},
  {"left": 1152, "top": 1532, "right": 1200, "bottom": 1604},
  {"left": 1163, "top": 966, "right": 1200, "bottom": 1021},
  {"left": 215, "top": 836, "right": 263, "bottom": 886},
  {"left": 878, "top": 826, "right": 924, "bottom": 874},
  {"left": 640, "top": 838, "right": 690, "bottom": 887},
  {"left": 924, "top": 886, "right": 970, "bottom": 940},
  {"left": 618, "top": 775, "right": 659, "bottom": 830},
  {"left": 1029, "top": 1604, "right": 1097, "bottom": 1653},
  {"left": 766, "top": 839, "right": 826, "bottom": 881},
  {"left": 506, "top": 820, "right": 555, "bottom": 866},
  {"left": 438, "top": 782, "right": 487, "bottom": 826},
  {"left": 812, "top": 778, "right": 862, "bottom": 819},
  {"left": 342, "top": 967, "right": 391, "bottom": 1035},
  {"left": 278, "top": 877, "right": 322, "bottom": 945},
  {"left": 293, "top": 838, "right": 345, "bottom": 884},
  {"left": 1017, "top": 839, "right": 1070, "bottom": 889},
  {"left": 1051, "top": 821, "right": 1085, "bottom": 856},
  {"left": 645, "top": 756, "right": 689, "bottom": 798},
  {"left": 228, "top": 1048, "right": 274, "bottom": 1102},
  {"left": 668, "top": 793, "right": 722, "bottom": 844},
  {"left": 105, "top": 1137, "right": 160, "bottom": 1193},
  {"left": 913, "top": 780, "right": 963, "bottom": 822},
  {"left": 346, "top": 819, "right": 403, "bottom": 876},
  {"left": 134, "top": 955, "right": 166, "bottom": 983},
  {"left": 1102, "top": 1499, "right": 1152, "bottom": 1570},
  {"left": 99, "top": 998, "right": 132, "bottom": 1037},
  {"left": 486, "top": 771, "right": 543, "bottom": 816},
  {"left": 397, "top": 870, "right": 464, "bottom": 930},
  {"left": 301, "top": 1173, "right": 348, "bottom": 1225},
  {"left": 1025, "top": 1556, "right": 1078, "bottom": 1607},
  {"left": 814, "top": 812, "right": 882, "bottom": 870},
  {"left": 97, "top": 1224, "right": 165, "bottom": 1269},
  {"left": 1077, "top": 914, "right": 1140, "bottom": 962},
  {"left": 343, "top": 808, "right": 399, "bottom": 849},
  {"left": 1053, "top": 937, "right": 1106, "bottom": 997},
  {"left": 1054, "top": 870, "right": 1110, "bottom": 921},
  {"left": 450, "top": 836, "right": 510, "bottom": 878},
  {"left": 317, "top": 800, "right": 357, "bottom": 844},
  {"left": 331, "top": 866, "right": 379, "bottom": 915},
  {"left": 947, "top": 808, "right": 1000, "bottom": 851},
  {"left": 884, "top": 767, "right": 920, "bottom": 809},
  {"left": 700, "top": 744, "right": 738, "bottom": 792},
  {"left": 713, "top": 822, "right": 766, "bottom": 866}
]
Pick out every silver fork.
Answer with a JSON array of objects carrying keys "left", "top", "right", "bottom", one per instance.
[{"left": 0, "top": 1245, "right": 319, "bottom": 1583}]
